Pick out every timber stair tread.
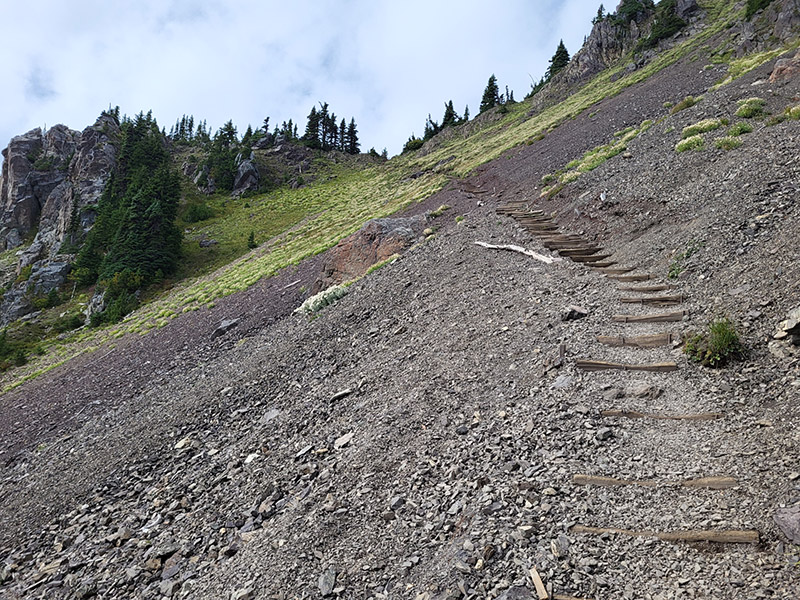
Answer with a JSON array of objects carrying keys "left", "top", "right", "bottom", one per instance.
[
  {"left": 575, "top": 359, "right": 679, "bottom": 372},
  {"left": 596, "top": 333, "right": 679, "bottom": 348},
  {"left": 612, "top": 310, "right": 689, "bottom": 323}
]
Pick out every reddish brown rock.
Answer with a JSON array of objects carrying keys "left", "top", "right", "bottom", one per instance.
[
  {"left": 770, "top": 49, "right": 800, "bottom": 83},
  {"left": 314, "top": 214, "right": 427, "bottom": 292}
]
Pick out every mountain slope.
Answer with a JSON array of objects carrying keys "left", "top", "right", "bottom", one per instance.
[{"left": 1, "top": 2, "right": 800, "bottom": 599}]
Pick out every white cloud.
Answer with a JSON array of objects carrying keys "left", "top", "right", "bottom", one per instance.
[{"left": 0, "top": 0, "right": 600, "bottom": 155}]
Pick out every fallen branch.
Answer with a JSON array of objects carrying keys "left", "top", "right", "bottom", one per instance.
[{"left": 474, "top": 241, "right": 559, "bottom": 264}]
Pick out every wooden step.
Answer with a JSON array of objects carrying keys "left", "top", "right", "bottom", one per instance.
[
  {"left": 618, "top": 284, "right": 676, "bottom": 293},
  {"left": 612, "top": 310, "right": 688, "bottom": 323},
  {"left": 576, "top": 360, "right": 678, "bottom": 372},
  {"left": 543, "top": 240, "right": 591, "bottom": 250},
  {"left": 596, "top": 333, "right": 678, "bottom": 348},
  {"left": 601, "top": 409, "right": 723, "bottom": 421},
  {"left": 557, "top": 248, "right": 604, "bottom": 258},
  {"left": 570, "top": 253, "right": 612, "bottom": 263},
  {"left": 573, "top": 474, "right": 737, "bottom": 490},
  {"left": 571, "top": 525, "right": 759, "bottom": 544},
  {"left": 523, "top": 223, "right": 559, "bottom": 232},
  {"left": 595, "top": 266, "right": 635, "bottom": 274},
  {"left": 584, "top": 261, "right": 616, "bottom": 268},
  {"left": 608, "top": 274, "right": 652, "bottom": 282},
  {"left": 620, "top": 294, "right": 686, "bottom": 306}
]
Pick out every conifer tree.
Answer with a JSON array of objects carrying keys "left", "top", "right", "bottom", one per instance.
[
  {"left": 442, "top": 100, "right": 458, "bottom": 128},
  {"left": 303, "top": 106, "right": 321, "bottom": 148},
  {"left": 262, "top": 117, "right": 270, "bottom": 134},
  {"left": 546, "top": 40, "right": 570, "bottom": 81},
  {"left": 479, "top": 75, "right": 501, "bottom": 113},
  {"left": 346, "top": 118, "right": 359, "bottom": 154},
  {"left": 339, "top": 118, "right": 347, "bottom": 151},
  {"left": 463, "top": 105, "right": 470, "bottom": 122}
]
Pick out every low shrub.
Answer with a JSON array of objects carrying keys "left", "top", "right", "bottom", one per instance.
[
  {"left": 728, "top": 122, "right": 753, "bottom": 136},
  {"left": 429, "top": 204, "right": 451, "bottom": 218},
  {"left": 684, "top": 317, "right": 744, "bottom": 367},
  {"left": 736, "top": 97, "right": 766, "bottom": 118},
  {"left": 675, "top": 135, "right": 704, "bottom": 152},
  {"left": 786, "top": 105, "right": 800, "bottom": 120},
  {"left": 183, "top": 203, "right": 215, "bottom": 223},
  {"left": 746, "top": 0, "right": 774, "bottom": 19},
  {"left": 295, "top": 284, "right": 349, "bottom": 314},
  {"left": 715, "top": 136, "right": 743, "bottom": 150},
  {"left": 682, "top": 118, "right": 724, "bottom": 138}
]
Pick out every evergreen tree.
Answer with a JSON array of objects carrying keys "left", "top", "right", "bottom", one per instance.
[
  {"left": 479, "top": 75, "right": 501, "bottom": 113},
  {"left": 339, "top": 118, "right": 347, "bottom": 151},
  {"left": 346, "top": 118, "right": 359, "bottom": 154},
  {"left": 463, "top": 105, "right": 470, "bottom": 122},
  {"left": 262, "top": 117, "right": 270, "bottom": 134},
  {"left": 593, "top": 4, "right": 606, "bottom": 23},
  {"left": 242, "top": 125, "right": 254, "bottom": 148},
  {"left": 423, "top": 114, "right": 440, "bottom": 141},
  {"left": 303, "top": 106, "right": 321, "bottom": 148},
  {"left": 441, "top": 100, "right": 458, "bottom": 128},
  {"left": 546, "top": 40, "right": 570, "bottom": 81}
]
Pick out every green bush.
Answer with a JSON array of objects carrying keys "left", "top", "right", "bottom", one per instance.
[
  {"left": 715, "top": 136, "right": 743, "bottom": 150},
  {"left": 786, "top": 105, "right": 800, "bottom": 120},
  {"left": 746, "top": 0, "right": 774, "bottom": 19},
  {"left": 684, "top": 317, "right": 744, "bottom": 367},
  {"left": 728, "top": 122, "right": 753, "bottom": 136},
  {"left": 183, "top": 203, "right": 215, "bottom": 223},
  {"left": 670, "top": 95, "right": 701, "bottom": 114},
  {"left": 247, "top": 231, "right": 257, "bottom": 249},
  {"left": 675, "top": 135, "right": 704, "bottom": 152},
  {"left": 682, "top": 118, "right": 724, "bottom": 138},
  {"left": 736, "top": 97, "right": 766, "bottom": 118},
  {"left": 55, "top": 313, "right": 84, "bottom": 333},
  {"left": 402, "top": 137, "right": 424, "bottom": 153},
  {"left": 15, "top": 265, "right": 33, "bottom": 284}
]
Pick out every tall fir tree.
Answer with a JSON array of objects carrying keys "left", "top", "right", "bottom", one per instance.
[
  {"left": 303, "top": 106, "right": 321, "bottom": 148},
  {"left": 346, "top": 118, "right": 359, "bottom": 154},
  {"left": 546, "top": 40, "right": 570, "bottom": 81},
  {"left": 441, "top": 100, "right": 458, "bottom": 128},
  {"left": 479, "top": 75, "right": 501, "bottom": 113}
]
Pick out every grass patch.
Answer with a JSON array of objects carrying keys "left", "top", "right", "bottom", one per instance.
[
  {"left": 714, "top": 136, "right": 743, "bottom": 150},
  {"left": 785, "top": 104, "right": 800, "bottom": 120},
  {"left": 684, "top": 317, "right": 744, "bottom": 367},
  {"left": 728, "top": 122, "right": 753, "bottom": 136},
  {"left": 736, "top": 97, "right": 766, "bottom": 118},
  {"left": 682, "top": 118, "right": 725, "bottom": 138},
  {"left": 675, "top": 135, "right": 705, "bottom": 152},
  {"left": 668, "top": 241, "right": 704, "bottom": 278},
  {"left": 429, "top": 204, "right": 451, "bottom": 217},
  {"left": 671, "top": 95, "right": 701, "bottom": 114}
]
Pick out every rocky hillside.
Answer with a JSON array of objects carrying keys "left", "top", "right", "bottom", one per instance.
[{"left": 1, "top": 1, "right": 800, "bottom": 599}]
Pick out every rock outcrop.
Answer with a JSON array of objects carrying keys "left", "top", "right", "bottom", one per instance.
[
  {"left": 770, "top": 48, "right": 800, "bottom": 82},
  {"left": 738, "top": 0, "right": 800, "bottom": 55},
  {"left": 0, "top": 113, "right": 119, "bottom": 323},
  {"left": 313, "top": 214, "right": 428, "bottom": 292},
  {"left": 232, "top": 153, "right": 260, "bottom": 197}
]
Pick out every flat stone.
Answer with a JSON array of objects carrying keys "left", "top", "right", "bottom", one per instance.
[
  {"left": 211, "top": 318, "right": 240, "bottom": 340},
  {"left": 774, "top": 507, "right": 800, "bottom": 543}
]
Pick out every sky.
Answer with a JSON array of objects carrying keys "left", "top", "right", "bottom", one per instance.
[{"left": 0, "top": 1, "right": 603, "bottom": 157}]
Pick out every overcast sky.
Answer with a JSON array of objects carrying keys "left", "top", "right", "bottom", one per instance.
[{"left": 0, "top": 1, "right": 603, "bottom": 157}]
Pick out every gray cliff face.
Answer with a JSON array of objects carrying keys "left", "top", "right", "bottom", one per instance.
[
  {"left": 0, "top": 114, "right": 120, "bottom": 324},
  {"left": 738, "top": 0, "right": 800, "bottom": 55}
]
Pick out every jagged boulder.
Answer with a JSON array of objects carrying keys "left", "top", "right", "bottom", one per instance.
[
  {"left": 313, "top": 215, "right": 427, "bottom": 293},
  {"left": 676, "top": 0, "right": 699, "bottom": 20},
  {"left": 770, "top": 49, "right": 800, "bottom": 82},
  {"left": 232, "top": 155, "right": 260, "bottom": 197}
]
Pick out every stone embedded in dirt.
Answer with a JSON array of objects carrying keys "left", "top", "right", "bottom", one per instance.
[
  {"left": 774, "top": 507, "right": 800, "bottom": 543},
  {"left": 551, "top": 374, "right": 574, "bottom": 390},
  {"left": 603, "top": 387, "right": 624, "bottom": 401},
  {"left": 561, "top": 305, "right": 589, "bottom": 321},
  {"left": 330, "top": 389, "right": 353, "bottom": 402},
  {"left": 334, "top": 432, "right": 354, "bottom": 449},
  {"left": 496, "top": 586, "right": 535, "bottom": 600},
  {"left": 596, "top": 427, "right": 614, "bottom": 441},
  {"left": 455, "top": 424, "right": 469, "bottom": 435},
  {"left": 211, "top": 318, "right": 240, "bottom": 340},
  {"left": 231, "top": 587, "right": 254, "bottom": 600},
  {"left": 626, "top": 383, "right": 662, "bottom": 399},
  {"left": 199, "top": 239, "right": 218, "bottom": 248},
  {"left": 318, "top": 567, "right": 337, "bottom": 596},
  {"left": 160, "top": 579, "right": 180, "bottom": 597}
]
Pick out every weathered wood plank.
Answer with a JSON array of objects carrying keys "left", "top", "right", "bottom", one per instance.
[
  {"left": 595, "top": 266, "right": 635, "bottom": 274},
  {"left": 571, "top": 525, "right": 759, "bottom": 544},
  {"left": 584, "top": 260, "right": 616, "bottom": 268},
  {"left": 600, "top": 409, "right": 723, "bottom": 421},
  {"left": 573, "top": 474, "right": 737, "bottom": 489},
  {"left": 607, "top": 273, "right": 653, "bottom": 281},
  {"left": 556, "top": 246, "right": 603, "bottom": 256},
  {"left": 524, "top": 223, "right": 560, "bottom": 232},
  {"left": 576, "top": 360, "right": 678, "bottom": 372},
  {"left": 620, "top": 294, "right": 686, "bottom": 306},
  {"left": 543, "top": 240, "right": 590, "bottom": 250},
  {"left": 529, "top": 566, "right": 548, "bottom": 600},
  {"left": 596, "top": 333, "right": 678, "bottom": 348},
  {"left": 612, "top": 310, "right": 688, "bottom": 323},
  {"left": 570, "top": 253, "right": 613, "bottom": 263},
  {"left": 618, "top": 284, "right": 676, "bottom": 292}
]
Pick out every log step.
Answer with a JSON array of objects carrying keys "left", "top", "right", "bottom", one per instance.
[
  {"left": 612, "top": 310, "right": 688, "bottom": 323},
  {"left": 543, "top": 240, "right": 591, "bottom": 250},
  {"left": 523, "top": 224, "right": 559, "bottom": 232},
  {"left": 596, "top": 333, "right": 679, "bottom": 348},
  {"left": 618, "top": 284, "right": 676, "bottom": 293},
  {"left": 584, "top": 261, "right": 616, "bottom": 268},
  {"left": 576, "top": 360, "right": 678, "bottom": 372},
  {"left": 595, "top": 266, "right": 635, "bottom": 274},
  {"left": 608, "top": 274, "right": 653, "bottom": 282},
  {"left": 573, "top": 474, "right": 737, "bottom": 490},
  {"left": 601, "top": 409, "right": 723, "bottom": 421},
  {"left": 556, "top": 246, "right": 603, "bottom": 256},
  {"left": 570, "top": 253, "right": 613, "bottom": 263},
  {"left": 570, "top": 525, "right": 759, "bottom": 544},
  {"left": 620, "top": 294, "right": 686, "bottom": 306}
]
